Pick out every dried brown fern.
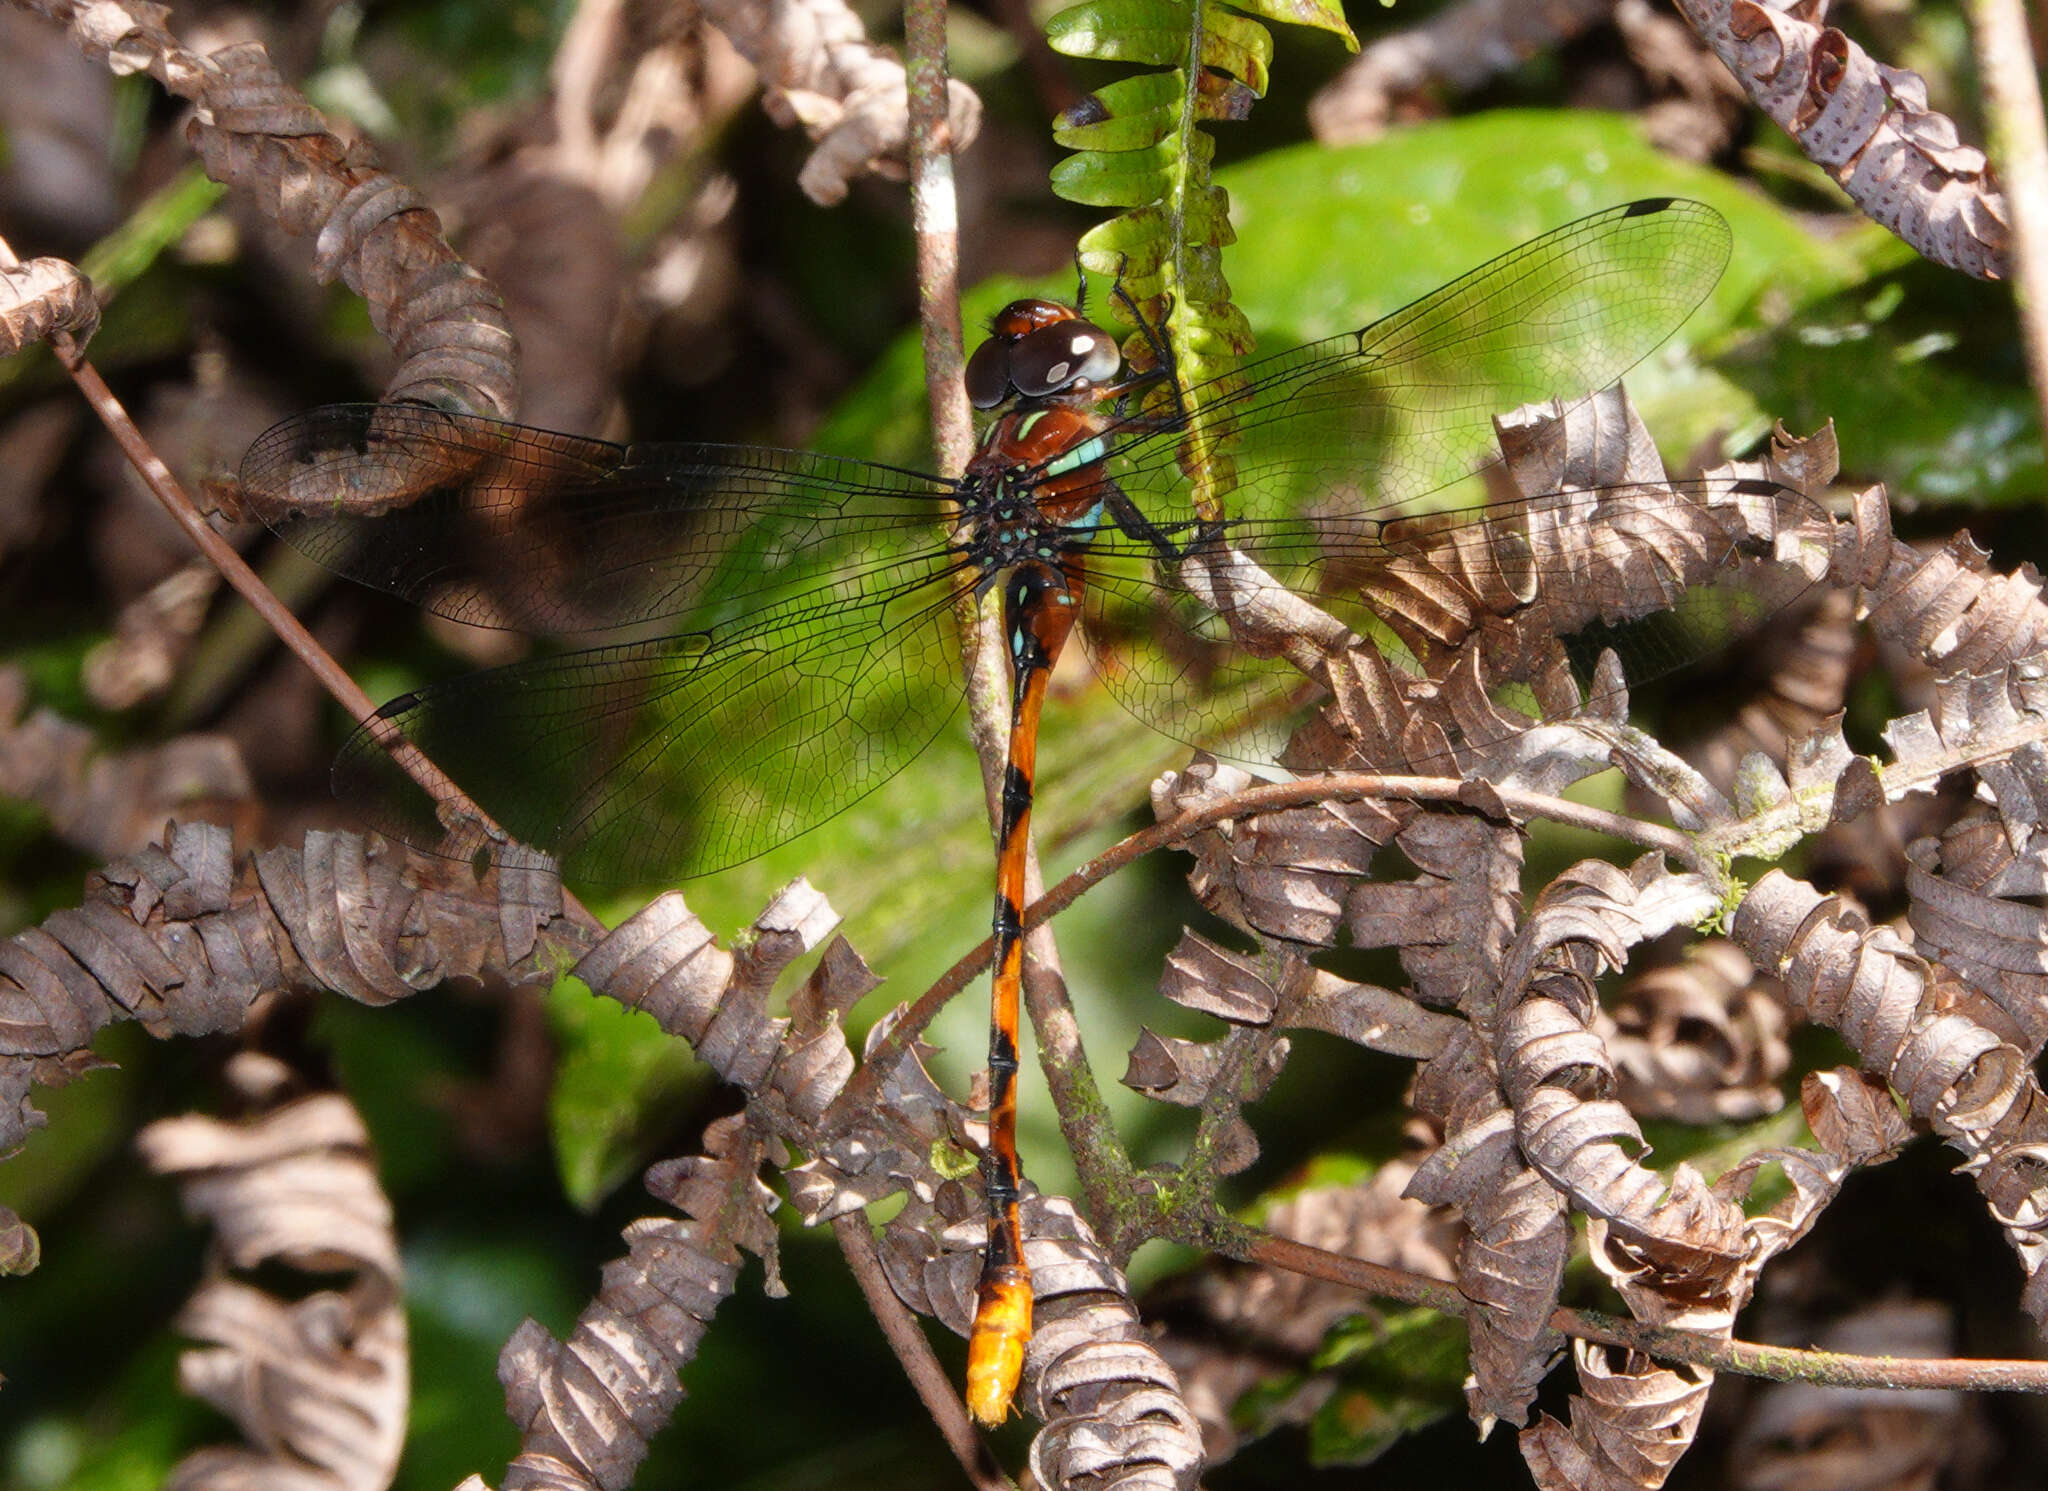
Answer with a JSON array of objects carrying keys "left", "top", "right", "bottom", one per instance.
[{"left": 8, "top": 4, "right": 2048, "bottom": 1490}]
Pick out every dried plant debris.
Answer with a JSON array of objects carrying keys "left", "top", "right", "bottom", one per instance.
[
  {"left": 1154, "top": 1152, "right": 1459, "bottom": 1460},
  {"left": 1310, "top": 0, "right": 1620, "bottom": 142},
  {"left": 138, "top": 1055, "right": 405, "bottom": 1491},
  {"left": 1671, "top": 0, "right": 2008, "bottom": 279},
  {"left": 0, "top": 821, "right": 582, "bottom": 1154},
  {"left": 693, "top": 0, "right": 981, "bottom": 207},
  {"left": 0, "top": 665, "right": 255, "bottom": 861},
  {"left": 1522, "top": 1070, "right": 1906, "bottom": 1489},
  {"left": 1600, "top": 939, "right": 1790, "bottom": 1124},
  {"left": 1309, "top": 0, "right": 1746, "bottom": 161},
  {"left": 494, "top": 1113, "right": 778, "bottom": 1491},
  {"left": 0, "top": 251, "right": 97, "bottom": 355},
  {"left": 20, "top": 0, "right": 517, "bottom": 414},
  {"left": 1109, "top": 377, "right": 2048, "bottom": 1483},
  {"left": 1730, "top": 1300, "right": 1983, "bottom": 1491}
]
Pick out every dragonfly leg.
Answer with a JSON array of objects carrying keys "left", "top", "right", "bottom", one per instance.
[{"left": 1103, "top": 480, "right": 1222, "bottom": 564}]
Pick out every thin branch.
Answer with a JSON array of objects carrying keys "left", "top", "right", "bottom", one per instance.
[
  {"left": 0, "top": 236, "right": 601, "bottom": 935},
  {"left": 832, "top": 1214, "right": 1013, "bottom": 1491},
  {"left": 904, "top": 0, "right": 1008, "bottom": 818},
  {"left": 1968, "top": 0, "right": 2048, "bottom": 436},
  {"left": 831, "top": 770, "right": 1706, "bottom": 1123},
  {"left": 1242, "top": 1231, "right": 2048, "bottom": 1395}
]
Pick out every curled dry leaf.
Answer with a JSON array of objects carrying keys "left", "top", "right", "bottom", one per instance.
[
  {"left": 0, "top": 664, "right": 256, "bottom": 862},
  {"left": 1152, "top": 756, "right": 1407, "bottom": 945},
  {"left": 1495, "top": 857, "right": 1748, "bottom": 1289},
  {"left": 1736, "top": 872, "right": 2048, "bottom": 1328},
  {"left": 1350, "top": 812, "right": 1524, "bottom": 1012},
  {"left": 694, "top": 0, "right": 981, "bottom": 206},
  {"left": 1601, "top": 939, "right": 1790, "bottom": 1124},
  {"left": 0, "top": 252, "right": 98, "bottom": 355},
  {"left": 1685, "top": 588, "right": 1860, "bottom": 791},
  {"left": 1155, "top": 1151, "right": 1458, "bottom": 1459},
  {"left": 1291, "top": 386, "right": 1829, "bottom": 799},
  {"left": 0, "top": 820, "right": 577, "bottom": 1155},
  {"left": 1308, "top": 0, "right": 1618, "bottom": 143},
  {"left": 1406, "top": 1024, "right": 1572, "bottom": 1430},
  {"left": 138, "top": 1056, "right": 405, "bottom": 1491},
  {"left": 1671, "top": 0, "right": 2008, "bottom": 278},
  {"left": 1529, "top": 1068, "right": 1902, "bottom": 1489},
  {"left": 82, "top": 560, "right": 221, "bottom": 710},
  {"left": 494, "top": 1114, "right": 775, "bottom": 1491},
  {"left": 24, "top": 0, "right": 517, "bottom": 415},
  {"left": 1905, "top": 819, "right": 2048, "bottom": 1058},
  {"left": 0, "top": 1204, "right": 38, "bottom": 1274}
]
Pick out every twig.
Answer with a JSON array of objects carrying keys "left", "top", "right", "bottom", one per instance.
[
  {"left": 905, "top": 0, "right": 1009, "bottom": 820},
  {"left": 830, "top": 769, "right": 1705, "bottom": 1121},
  {"left": 1968, "top": 0, "right": 2048, "bottom": 437},
  {"left": 0, "top": 237, "right": 601, "bottom": 935},
  {"left": 1243, "top": 1231, "right": 2048, "bottom": 1395},
  {"left": 831, "top": 1214, "right": 1013, "bottom": 1491}
]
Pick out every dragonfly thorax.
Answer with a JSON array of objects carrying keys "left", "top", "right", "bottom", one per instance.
[{"left": 955, "top": 467, "right": 1100, "bottom": 585}]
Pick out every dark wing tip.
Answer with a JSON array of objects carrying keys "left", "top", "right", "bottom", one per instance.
[{"left": 1624, "top": 196, "right": 1679, "bottom": 217}]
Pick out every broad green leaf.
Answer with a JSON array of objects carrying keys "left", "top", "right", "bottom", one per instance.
[
  {"left": 1227, "top": 0, "right": 1357, "bottom": 47},
  {"left": 1052, "top": 129, "right": 1218, "bottom": 207},
  {"left": 546, "top": 974, "right": 711, "bottom": 1209},
  {"left": 1046, "top": 0, "right": 1200, "bottom": 65}
]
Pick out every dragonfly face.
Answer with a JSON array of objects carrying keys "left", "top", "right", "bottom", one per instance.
[{"left": 965, "top": 298, "right": 1123, "bottom": 410}]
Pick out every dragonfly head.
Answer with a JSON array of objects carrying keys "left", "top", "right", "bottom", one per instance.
[{"left": 966, "top": 299, "right": 1121, "bottom": 410}]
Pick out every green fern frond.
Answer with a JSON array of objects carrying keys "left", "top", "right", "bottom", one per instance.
[{"left": 1044, "top": 0, "right": 1354, "bottom": 515}]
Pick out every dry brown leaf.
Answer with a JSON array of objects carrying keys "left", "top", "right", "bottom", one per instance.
[
  {"left": 1736, "top": 872, "right": 2048, "bottom": 1330},
  {"left": 139, "top": 1058, "right": 405, "bottom": 1491},
  {"left": 495, "top": 1113, "right": 774, "bottom": 1491},
  {"left": 1308, "top": 0, "right": 1619, "bottom": 142},
  {"left": 1601, "top": 940, "right": 1790, "bottom": 1124},
  {"left": 691, "top": 0, "right": 980, "bottom": 206},
  {"left": 21, "top": 0, "right": 517, "bottom": 414},
  {"left": 0, "top": 664, "right": 256, "bottom": 862},
  {"left": 0, "top": 252, "right": 98, "bottom": 355},
  {"left": 1408, "top": 1026, "right": 1572, "bottom": 1429},
  {"left": 1672, "top": 0, "right": 2008, "bottom": 279}
]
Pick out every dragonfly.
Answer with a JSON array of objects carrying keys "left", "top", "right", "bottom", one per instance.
[{"left": 238, "top": 197, "right": 1815, "bottom": 1425}]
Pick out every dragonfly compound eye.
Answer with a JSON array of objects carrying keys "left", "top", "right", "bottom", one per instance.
[
  {"left": 965, "top": 335, "right": 1014, "bottom": 409},
  {"left": 1009, "top": 319, "right": 1120, "bottom": 398}
]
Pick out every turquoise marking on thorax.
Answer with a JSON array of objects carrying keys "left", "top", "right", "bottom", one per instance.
[{"left": 1044, "top": 434, "right": 1107, "bottom": 478}]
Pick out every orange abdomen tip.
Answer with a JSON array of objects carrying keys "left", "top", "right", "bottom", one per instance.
[{"left": 966, "top": 1266, "right": 1033, "bottom": 1427}]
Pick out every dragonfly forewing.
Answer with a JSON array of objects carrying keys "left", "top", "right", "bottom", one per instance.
[
  {"left": 241, "top": 404, "right": 961, "bottom": 636},
  {"left": 242, "top": 405, "right": 974, "bottom": 881}
]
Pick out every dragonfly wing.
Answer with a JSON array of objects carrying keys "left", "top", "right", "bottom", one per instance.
[
  {"left": 335, "top": 562, "right": 971, "bottom": 882},
  {"left": 239, "top": 403, "right": 959, "bottom": 635},
  {"left": 1104, "top": 197, "right": 1732, "bottom": 528},
  {"left": 1081, "top": 454, "right": 1830, "bottom": 765}
]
